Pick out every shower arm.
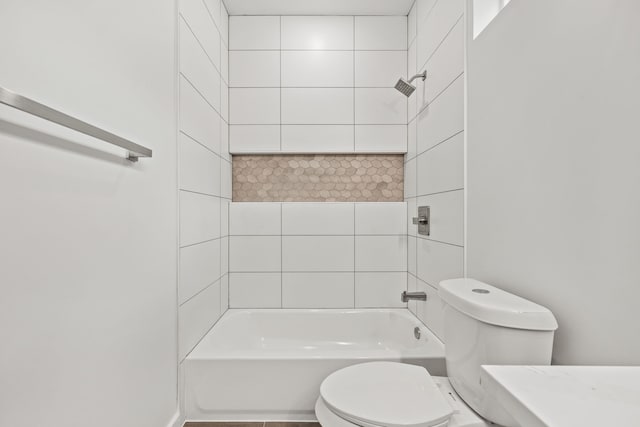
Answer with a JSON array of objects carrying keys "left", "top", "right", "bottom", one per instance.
[{"left": 407, "top": 71, "right": 427, "bottom": 83}]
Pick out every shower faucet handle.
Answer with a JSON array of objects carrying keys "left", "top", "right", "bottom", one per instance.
[{"left": 413, "top": 206, "right": 430, "bottom": 236}]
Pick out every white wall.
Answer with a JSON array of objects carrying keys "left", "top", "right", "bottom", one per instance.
[
  {"left": 178, "top": 0, "right": 231, "bottom": 363},
  {"left": 228, "top": 15, "right": 408, "bottom": 153},
  {"left": 405, "top": 0, "right": 465, "bottom": 340},
  {"left": 0, "top": 1, "right": 178, "bottom": 427},
  {"left": 467, "top": 0, "right": 640, "bottom": 364},
  {"left": 229, "top": 202, "right": 407, "bottom": 308}
]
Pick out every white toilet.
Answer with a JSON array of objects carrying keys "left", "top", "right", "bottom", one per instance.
[{"left": 315, "top": 278, "right": 558, "bottom": 427}]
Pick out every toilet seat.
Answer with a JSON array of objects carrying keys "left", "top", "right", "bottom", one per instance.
[{"left": 319, "top": 362, "right": 454, "bottom": 427}]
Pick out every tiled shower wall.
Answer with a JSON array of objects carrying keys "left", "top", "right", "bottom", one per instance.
[
  {"left": 228, "top": 15, "right": 408, "bottom": 153},
  {"left": 177, "top": 0, "right": 231, "bottom": 361},
  {"left": 226, "top": 14, "right": 412, "bottom": 309},
  {"left": 229, "top": 202, "right": 407, "bottom": 308},
  {"left": 405, "top": 0, "right": 465, "bottom": 341}
]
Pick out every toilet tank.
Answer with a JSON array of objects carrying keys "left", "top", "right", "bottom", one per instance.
[{"left": 438, "top": 279, "right": 558, "bottom": 427}]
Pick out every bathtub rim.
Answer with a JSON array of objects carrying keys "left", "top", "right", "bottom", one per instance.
[{"left": 185, "top": 307, "right": 445, "bottom": 361}]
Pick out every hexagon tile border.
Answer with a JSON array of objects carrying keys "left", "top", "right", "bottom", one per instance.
[{"left": 232, "top": 154, "right": 404, "bottom": 202}]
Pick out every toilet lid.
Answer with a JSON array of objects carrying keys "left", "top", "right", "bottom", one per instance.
[{"left": 320, "top": 362, "right": 454, "bottom": 427}]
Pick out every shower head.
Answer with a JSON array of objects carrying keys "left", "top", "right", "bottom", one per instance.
[
  {"left": 394, "top": 71, "right": 427, "bottom": 97},
  {"left": 394, "top": 78, "right": 417, "bottom": 97}
]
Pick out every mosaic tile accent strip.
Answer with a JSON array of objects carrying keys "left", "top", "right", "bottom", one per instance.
[{"left": 233, "top": 155, "right": 404, "bottom": 202}]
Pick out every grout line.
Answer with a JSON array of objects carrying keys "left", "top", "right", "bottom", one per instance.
[
  {"left": 179, "top": 130, "right": 226, "bottom": 160},
  {"left": 180, "top": 298, "right": 227, "bottom": 361},
  {"left": 179, "top": 13, "right": 222, "bottom": 77},
  {"left": 179, "top": 236, "right": 224, "bottom": 250},
  {"left": 180, "top": 72, "right": 223, "bottom": 117},
  {"left": 179, "top": 274, "right": 223, "bottom": 307},
  {"left": 415, "top": 274, "right": 439, "bottom": 292},
  {"left": 419, "top": 13, "right": 464, "bottom": 71},
  {"left": 415, "top": 187, "right": 464, "bottom": 198},
  {"left": 413, "top": 129, "right": 464, "bottom": 160},
  {"left": 416, "top": 72, "right": 464, "bottom": 117},
  {"left": 178, "top": 187, "right": 225, "bottom": 199},
  {"left": 415, "top": 236, "right": 464, "bottom": 248},
  {"left": 200, "top": 0, "right": 220, "bottom": 37},
  {"left": 405, "top": 73, "right": 464, "bottom": 164}
]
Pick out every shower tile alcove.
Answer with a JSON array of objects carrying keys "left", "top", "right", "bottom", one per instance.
[
  {"left": 226, "top": 13, "right": 411, "bottom": 315},
  {"left": 233, "top": 154, "right": 404, "bottom": 202}
]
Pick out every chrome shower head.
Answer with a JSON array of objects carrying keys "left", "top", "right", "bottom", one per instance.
[
  {"left": 394, "top": 71, "right": 427, "bottom": 97},
  {"left": 395, "top": 78, "right": 416, "bottom": 97}
]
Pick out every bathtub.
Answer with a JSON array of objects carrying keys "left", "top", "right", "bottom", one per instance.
[{"left": 183, "top": 308, "right": 445, "bottom": 421}]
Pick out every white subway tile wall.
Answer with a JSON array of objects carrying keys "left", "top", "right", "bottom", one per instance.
[
  {"left": 229, "top": 15, "right": 408, "bottom": 154},
  {"left": 281, "top": 125, "right": 354, "bottom": 153},
  {"left": 229, "top": 236, "right": 281, "bottom": 272},
  {"left": 281, "top": 88, "right": 354, "bottom": 125},
  {"left": 229, "top": 202, "right": 407, "bottom": 308},
  {"left": 355, "top": 88, "right": 408, "bottom": 124},
  {"left": 355, "top": 16, "right": 408, "bottom": 50},
  {"left": 355, "top": 125, "right": 408, "bottom": 153},
  {"left": 406, "top": 0, "right": 465, "bottom": 342},
  {"left": 282, "top": 273, "right": 355, "bottom": 308},
  {"left": 355, "top": 51, "right": 408, "bottom": 87},
  {"left": 355, "top": 272, "right": 408, "bottom": 308},
  {"left": 178, "top": 0, "right": 230, "bottom": 361},
  {"left": 229, "top": 16, "right": 280, "bottom": 50},
  {"left": 229, "top": 51, "right": 280, "bottom": 87},
  {"left": 230, "top": 125, "right": 280, "bottom": 152},
  {"left": 229, "top": 272, "right": 282, "bottom": 308},
  {"left": 229, "top": 88, "right": 280, "bottom": 124},
  {"left": 281, "top": 51, "right": 354, "bottom": 87},
  {"left": 281, "top": 16, "right": 354, "bottom": 50}
]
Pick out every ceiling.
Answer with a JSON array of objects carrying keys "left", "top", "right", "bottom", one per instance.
[{"left": 223, "top": 0, "right": 415, "bottom": 16}]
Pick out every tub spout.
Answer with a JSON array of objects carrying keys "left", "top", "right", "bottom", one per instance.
[{"left": 401, "top": 291, "right": 427, "bottom": 302}]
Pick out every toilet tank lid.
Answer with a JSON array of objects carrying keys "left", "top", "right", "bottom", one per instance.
[{"left": 438, "top": 279, "right": 558, "bottom": 331}]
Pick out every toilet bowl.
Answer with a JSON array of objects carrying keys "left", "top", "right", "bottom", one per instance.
[
  {"left": 315, "top": 362, "right": 489, "bottom": 427},
  {"left": 315, "top": 279, "right": 558, "bottom": 427}
]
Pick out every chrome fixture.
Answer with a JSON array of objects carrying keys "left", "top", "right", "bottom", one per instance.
[
  {"left": 412, "top": 206, "right": 430, "bottom": 236},
  {"left": 413, "top": 327, "right": 421, "bottom": 340},
  {"left": 0, "top": 86, "right": 152, "bottom": 162},
  {"left": 394, "top": 71, "right": 427, "bottom": 97},
  {"left": 401, "top": 291, "right": 427, "bottom": 302}
]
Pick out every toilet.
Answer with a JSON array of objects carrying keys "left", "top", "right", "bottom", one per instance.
[{"left": 315, "top": 278, "right": 558, "bottom": 427}]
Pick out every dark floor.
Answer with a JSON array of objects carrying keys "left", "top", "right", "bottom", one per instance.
[{"left": 185, "top": 423, "right": 321, "bottom": 427}]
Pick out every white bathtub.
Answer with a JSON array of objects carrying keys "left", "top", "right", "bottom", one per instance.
[{"left": 183, "top": 309, "right": 445, "bottom": 421}]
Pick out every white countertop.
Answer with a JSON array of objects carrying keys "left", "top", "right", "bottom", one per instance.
[{"left": 480, "top": 365, "right": 640, "bottom": 427}]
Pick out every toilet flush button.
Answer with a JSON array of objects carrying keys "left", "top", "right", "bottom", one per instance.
[{"left": 472, "top": 289, "right": 490, "bottom": 294}]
